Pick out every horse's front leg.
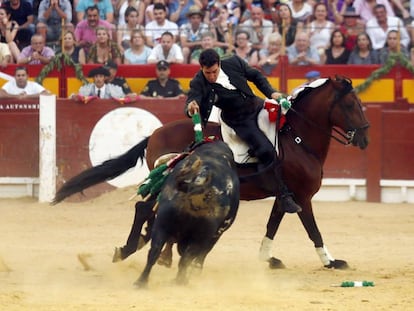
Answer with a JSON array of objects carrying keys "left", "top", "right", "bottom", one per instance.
[
  {"left": 298, "top": 201, "right": 348, "bottom": 269},
  {"left": 259, "top": 199, "right": 286, "bottom": 269}
]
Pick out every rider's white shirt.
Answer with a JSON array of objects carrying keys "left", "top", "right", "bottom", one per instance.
[{"left": 216, "top": 68, "right": 236, "bottom": 90}]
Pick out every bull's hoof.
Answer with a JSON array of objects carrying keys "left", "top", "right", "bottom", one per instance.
[
  {"left": 268, "top": 257, "right": 286, "bottom": 269},
  {"left": 324, "top": 259, "right": 349, "bottom": 269},
  {"left": 175, "top": 276, "right": 189, "bottom": 286},
  {"left": 133, "top": 278, "right": 148, "bottom": 289}
]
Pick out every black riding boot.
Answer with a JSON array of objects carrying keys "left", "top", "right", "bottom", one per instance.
[{"left": 274, "top": 168, "right": 302, "bottom": 214}]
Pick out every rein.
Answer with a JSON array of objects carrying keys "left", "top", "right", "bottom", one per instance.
[{"left": 289, "top": 82, "right": 368, "bottom": 146}]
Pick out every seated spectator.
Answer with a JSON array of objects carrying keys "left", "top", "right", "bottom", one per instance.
[
  {"left": 262, "top": 0, "right": 279, "bottom": 24},
  {"left": 0, "top": 42, "right": 12, "bottom": 67},
  {"left": 288, "top": 0, "right": 313, "bottom": 24},
  {"left": 85, "top": 26, "right": 122, "bottom": 65},
  {"left": 145, "top": 0, "right": 169, "bottom": 26},
  {"left": 321, "top": 29, "right": 350, "bottom": 64},
  {"left": 0, "top": 6, "right": 20, "bottom": 62},
  {"left": 286, "top": 31, "right": 321, "bottom": 65},
  {"left": 74, "top": 5, "right": 115, "bottom": 55},
  {"left": 76, "top": 0, "right": 114, "bottom": 23},
  {"left": 189, "top": 31, "right": 224, "bottom": 64},
  {"left": 0, "top": 66, "right": 50, "bottom": 98},
  {"left": 179, "top": 5, "right": 210, "bottom": 64},
  {"left": 210, "top": 5, "right": 235, "bottom": 53},
  {"left": 378, "top": 30, "right": 409, "bottom": 64},
  {"left": 2, "top": 0, "right": 35, "bottom": 50},
  {"left": 276, "top": 3, "right": 303, "bottom": 47},
  {"left": 17, "top": 34, "right": 55, "bottom": 65},
  {"left": 71, "top": 66, "right": 126, "bottom": 100},
  {"left": 238, "top": 5, "right": 274, "bottom": 50},
  {"left": 117, "top": 0, "right": 145, "bottom": 26},
  {"left": 233, "top": 29, "right": 259, "bottom": 67},
  {"left": 205, "top": 0, "right": 240, "bottom": 26},
  {"left": 145, "top": 3, "right": 179, "bottom": 48},
  {"left": 36, "top": 0, "right": 72, "bottom": 48},
  {"left": 140, "top": 60, "right": 185, "bottom": 99},
  {"left": 117, "top": 7, "right": 144, "bottom": 53},
  {"left": 104, "top": 60, "right": 137, "bottom": 97},
  {"left": 258, "top": 32, "right": 282, "bottom": 74},
  {"left": 347, "top": 32, "right": 379, "bottom": 64},
  {"left": 352, "top": 0, "right": 395, "bottom": 24},
  {"left": 338, "top": 7, "right": 365, "bottom": 51},
  {"left": 61, "top": 30, "right": 83, "bottom": 64},
  {"left": 366, "top": 4, "right": 410, "bottom": 50},
  {"left": 307, "top": 3, "right": 335, "bottom": 56},
  {"left": 147, "top": 31, "right": 184, "bottom": 64},
  {"left": 168, "top": 0, "right": 204, "bottom": 27},
  {"left": 123, "top": 29, "right": 152, "bottom": 64}
]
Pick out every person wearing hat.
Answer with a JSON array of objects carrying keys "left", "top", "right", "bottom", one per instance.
[
  {"left": 70, "top": 66, "right": 126, "bottom": 101},
  {"left": 140, "top": 60, "right": 185, "bottom": 99},
  {"left": 337, "top": 6, "right": 365, "bottom": 51},
  {"left": 305, "top": 70, "right": 321, "bottom": 82},
  {"left": 179, "top": 5, "right": 209, "bottom": 63},
  {"left": 169, "top": 0, "right": 201, "bottom": 27},
  {"left": 104, "top": 60, "right": 136, "bottom": 97}
]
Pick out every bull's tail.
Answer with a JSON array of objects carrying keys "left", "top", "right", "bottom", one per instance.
[{"left": 52, "top": 137, "right": 149, "bottom": 204}]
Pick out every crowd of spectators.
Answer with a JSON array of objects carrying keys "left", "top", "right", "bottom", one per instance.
[{"left": 0, "top": 0, "right": 413, "bottom": 72}]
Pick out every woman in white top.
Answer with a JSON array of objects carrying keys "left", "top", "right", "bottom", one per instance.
[
  {"left": 117, "top": 7, "right": 145, "bottom": 53},
  {"left": 307, "top": 3, "right": 334, "bottom": 55},
  {"left": 288, "top": 0, "right": 313, "bottom": 24},
  {"left": 123, "top": 29, "right": 152, "bottom": 64}
]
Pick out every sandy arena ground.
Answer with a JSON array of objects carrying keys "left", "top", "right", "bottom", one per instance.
[{"left": 1, "top": 187, "right": 413, "bottom": 311}]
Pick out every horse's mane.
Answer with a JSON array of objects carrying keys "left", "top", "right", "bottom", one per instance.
[
  {"left": 289, "top": 78, "right": 330, "bottom": 106},
  {"left": 289, "top": 76, "right": 353, "bottom": 107}
]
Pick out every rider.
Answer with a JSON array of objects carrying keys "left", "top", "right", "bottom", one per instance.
[{"left": 185, "top": 48, "right": 301, "bottom": 213}]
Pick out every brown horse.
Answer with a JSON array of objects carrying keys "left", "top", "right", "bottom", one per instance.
[{"left": 54, "top": 76, "right": 369, "bottom": 269}]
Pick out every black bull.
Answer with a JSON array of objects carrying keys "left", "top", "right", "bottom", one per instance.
[{"left": 135, "top": 141, "right": 240, "bottom": 287}]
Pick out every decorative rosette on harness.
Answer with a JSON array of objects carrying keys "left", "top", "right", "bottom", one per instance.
[{"left": 263, "top": 97, "right": 291, "bottom": 129}]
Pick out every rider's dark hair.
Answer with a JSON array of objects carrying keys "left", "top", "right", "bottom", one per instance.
[{"left": 199, "top": 49, "right": 220, "bottom": 68}]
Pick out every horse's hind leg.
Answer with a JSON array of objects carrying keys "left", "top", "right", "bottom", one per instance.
[
  {"left": 113, "top": 198, "right": 156, "bottom": 262},
  {"left": 259, "top": 199, "right": 286, "bottom": 268},
  {"left": 298, "top": 201, "right": 348, "bottom": 269}
]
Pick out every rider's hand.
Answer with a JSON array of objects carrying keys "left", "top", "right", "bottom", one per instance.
[
  {"left": 270, "top": 92, "right": 283, "bottom": 100},
  {"left": 187, "top": 100, "right": 199, "bottom": 116}
]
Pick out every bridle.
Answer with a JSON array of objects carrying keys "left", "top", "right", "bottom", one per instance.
[{"left": 289, "top": 79, "right": 370, "bottom": 146}]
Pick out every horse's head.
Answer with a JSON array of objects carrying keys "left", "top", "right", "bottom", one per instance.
[{"left": 328, "top": 76, "right": 370, "bottom": 149}]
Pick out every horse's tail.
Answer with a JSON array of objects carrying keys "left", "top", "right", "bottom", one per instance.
[{"left": 52, "top": 137, "right": 150, "bottom": 204}]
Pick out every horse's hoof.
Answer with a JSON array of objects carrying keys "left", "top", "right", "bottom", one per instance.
[
  {"left": 112, "top": 247, "right": 124, "bottom": 263},
  {"left": 324, "top": 259, "right": 349, "bottom": 269},
  {"left": 268, "top": 257, "right": 286, "bottom": 269}
]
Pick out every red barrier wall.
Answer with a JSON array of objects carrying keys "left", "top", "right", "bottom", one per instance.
[{"left": 1, "top": 98, "right": 413, "bottom": 202}]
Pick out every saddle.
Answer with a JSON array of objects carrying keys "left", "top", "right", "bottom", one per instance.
[{"left": 220, "top": 99, "right": 286, "bottom": 164}]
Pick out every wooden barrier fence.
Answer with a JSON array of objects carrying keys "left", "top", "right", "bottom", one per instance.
[{"left": 0, "top": 98, "right": 413, "bottom": 202}]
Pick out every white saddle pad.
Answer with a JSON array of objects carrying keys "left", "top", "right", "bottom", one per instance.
[{"left": 220, "top": 108, "right": 277, "bottom": 164}]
